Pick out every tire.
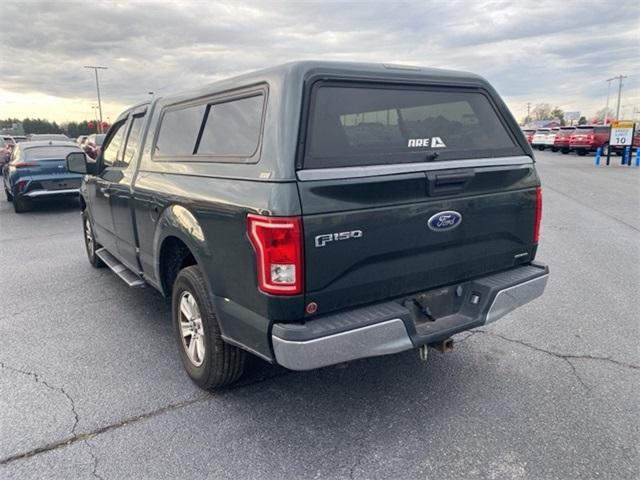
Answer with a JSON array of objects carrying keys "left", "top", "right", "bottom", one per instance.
[
  {"left": 4, "top": 187, "right": 12, "bottom": 202},
  {"left": 13, "top": 196, "right": 31, "bottom": 213},
  {"left": 561, "top": 148, "right": 570, "bottom": 154},
  {"left": 82, "top": 210, "right": 105, "bottom": 268},
  {"left": 551, "top": 147, "right": 558, "bottom": 152},
  {"left": 615, "top": 152, "right": 623, "bottom": 157},
  {"left": 577, "top": 150, "right": 587, "bottom": 156},
  {"left": 538, "top": 146, "right": 545, "bottom": 151},
  {"left": 172, "top": 265, "right": 246, "bottom": 390}
]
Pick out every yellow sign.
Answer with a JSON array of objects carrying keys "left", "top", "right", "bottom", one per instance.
[
  {"left": 611, "top": 120, "right": 634, "bottom": 129},
  {"left": 609, "top": 121, "right": 635, "bottom": 146}
]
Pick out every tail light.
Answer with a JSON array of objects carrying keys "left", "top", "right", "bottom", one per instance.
[
  {"left": 14, "top": 162, "right": 37, "bottom": 168},
  {"left": 533, "top": 186, "right": 542, "bottom": 244},
  {"left": 587, "top": 134, "right": 595, "bottom": 143},
  {"left": 15, "top": 180, "right": 27, "bottom": 194},
  {"left": 247, "top": 214, "right": 303, "bottom": 295}
]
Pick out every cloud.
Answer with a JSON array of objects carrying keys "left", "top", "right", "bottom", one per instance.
[{"left": 0, "top": 0, "right": 638, "bottom": 122}]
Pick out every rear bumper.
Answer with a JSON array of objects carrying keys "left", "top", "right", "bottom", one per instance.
[
  {"left": 23, "top": 188, "right": 79, "bottom": 198},
  {"left": 570, "top": 144, "right": 593, "bottom": 150},
  {"left": 272, "top": 262, "right": 549, "bottom": 370}
]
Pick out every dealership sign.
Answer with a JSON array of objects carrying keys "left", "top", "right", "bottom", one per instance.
[{"left": 609, "top": 121, "right": 635, "bottom": 146}]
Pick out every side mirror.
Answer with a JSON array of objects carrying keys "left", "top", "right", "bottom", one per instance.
[{"left": 66, "top": 151, "right": 93, "bottom": 175}]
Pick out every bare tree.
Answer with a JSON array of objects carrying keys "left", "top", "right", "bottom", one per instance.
[{"left": 531, "top": 103, "right": 552, "bottom": 121}]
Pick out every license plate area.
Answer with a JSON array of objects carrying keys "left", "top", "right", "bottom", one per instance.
[{"left": 403, "top": 284, "right": 467, "bottom": 327}]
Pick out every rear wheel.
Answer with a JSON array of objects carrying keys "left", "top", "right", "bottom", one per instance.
[
  {"left": 551, "top": 146, "right": 558, "bottom": 152},
  {"left": 172, "top": 265, "right": 246, "bottom": 390},
  {"left": 13, "top": 196, "right": 31, "bottom": 213},
  {"left": 561, "top": 148, "right": 570, "bottom": 154},
  {"left": 538, "top": 146, "right": 545, "bottom": 151},
  {"left": 83, "top": 210, "right": 105, "bottom": 268},
  {"left": 577, "top": 150, "right": 587, "bottom": 156}
]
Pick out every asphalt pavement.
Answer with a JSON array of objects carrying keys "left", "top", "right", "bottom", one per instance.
[{"left": 0, "top": 150, "right": 638, "bottom": 479}]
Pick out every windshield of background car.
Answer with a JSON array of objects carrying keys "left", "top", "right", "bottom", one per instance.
[
  {"left": 574, "top": 128, "right": 594, "bottom": 134},
  {"left": 95, "top": 134, "right": 105, "bottom": 145},
  {"left": 23, "top": 146, "right": 79, "bottom": 161},
  {"left": 303, "top": 83, "right": 522, "bottom": 168}
]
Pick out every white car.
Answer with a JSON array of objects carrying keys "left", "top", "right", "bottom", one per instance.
[
  {"left": 544, "top": 127, "right": 560, "bottom": 151},
  {"left": 531, "top": 128, "right": 551, "bottom": 150}
]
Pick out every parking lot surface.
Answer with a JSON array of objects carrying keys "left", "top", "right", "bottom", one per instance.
[{"left": 1, "top": 150, "right": 638, "bottom": 479}]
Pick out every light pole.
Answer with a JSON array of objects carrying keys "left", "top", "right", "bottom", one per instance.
[
  {"left": 84, "top": 65, "right": 107, "bottom": 133},
  {"left": 91, "top": 106, "right": 99, "bottom": 132}
]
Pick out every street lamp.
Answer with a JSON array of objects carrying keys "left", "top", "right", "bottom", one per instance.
[{"left": 84, "top": 65, "right": 107, "bottom": 133}]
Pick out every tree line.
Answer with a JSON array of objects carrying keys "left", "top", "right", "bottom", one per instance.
[{"left": 0, "top": 118, "right": 101, "bottom": 138}]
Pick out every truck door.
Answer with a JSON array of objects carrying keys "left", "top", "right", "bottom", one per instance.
[
  {"left": 110, "top": 109, "right": 147, "bottom": 270},
  {"left": 89, "top": 119, "right": 128, "bottom": 253}
]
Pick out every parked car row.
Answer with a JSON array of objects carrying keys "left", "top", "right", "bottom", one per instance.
[{"left": 522, "top": 125, "right": 640, "bottom": 156}]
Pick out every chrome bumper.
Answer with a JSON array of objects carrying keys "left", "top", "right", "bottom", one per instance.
[
  {"left": 272, "top": 265, "right": 549, "bottom": 371},
  {"left": 24, "top": 188, "right": 79, "bottom": 198}
]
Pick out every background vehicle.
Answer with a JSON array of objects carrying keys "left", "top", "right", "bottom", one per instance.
[
  {"left": 27, "top": 133, "right": 71, "bottom": 142},
  {"left": 66, "top": 61, "right": 547, "bottom": 390},
  {"left": 521, "top": 128, "right": 535, "bottom": 144},
  {"left": 531, "top": 128, "right": 551, "bottom": 150},
  {"left": 544, "top": 127, "right": 560, "bottom": 151},
  {"left": 3, "top": 141, "right": 84, "bottom": 213},
  {"left": 553, "top": 126, "right": 576, "bottom": 154},
  {"left": 83, "top": 133, "right": 105, "bottom": 159},
  {"left": 569, "top": 125, "right": 610, "bottom": 156},
  {"left": 76, "top": 135, "right": 88, "bottom": 145},
  {"left": 0, "top": 137, "right": 11, "bottom": 166}
]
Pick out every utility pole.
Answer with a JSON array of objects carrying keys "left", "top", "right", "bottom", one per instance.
[
  {"left": 526, "top": 102, "right": 531, "bottom": 125},
  {"left": 84, "top": 66, "right": 108, "bottom": 133},
  {"left": 604, "top": 78, "right": 614, "bottom": 124},
  {"left": 607, "top": 75, "right": 628, "bottom": 122}
]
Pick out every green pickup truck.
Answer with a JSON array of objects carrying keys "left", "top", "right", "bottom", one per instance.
[{"left": 66, "top": 61, "right": 548, "bottom": 390}]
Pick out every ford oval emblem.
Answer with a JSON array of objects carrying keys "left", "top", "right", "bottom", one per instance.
[{"left": 428, "top": 211, "right": 462, "bottom": 232}]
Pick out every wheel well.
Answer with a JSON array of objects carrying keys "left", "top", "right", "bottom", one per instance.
[{"left": 159, "top": 236, "right": 197, "bottom": 296}]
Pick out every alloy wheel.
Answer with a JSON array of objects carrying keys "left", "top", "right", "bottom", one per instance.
[{"left": 178, "top": 291, "right": 206, "bottom": 367}]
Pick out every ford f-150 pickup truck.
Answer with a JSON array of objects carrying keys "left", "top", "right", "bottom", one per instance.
[{"left": 65, "top": 61, "right": 549, "bottom": 390}]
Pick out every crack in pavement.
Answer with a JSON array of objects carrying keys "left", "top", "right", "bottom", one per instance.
[
  {"left": 473, "top": 330, "right": 639, "bottom": 390},
  {"left": 0, "top": 361, "right": 80, "bottom": 435},
  {"left": 0, "top": 367, "right": 293, "bottom": 467},
  {"left": 84, "top": 440, "right": 104, "bottom": 480},
  {"left": 0, "top": 393, "right": 211, "bottom": 467}
]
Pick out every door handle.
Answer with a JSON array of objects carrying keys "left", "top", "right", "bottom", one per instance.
[{"left": 426, "top": 170, "right": 475, "bottom": 196}]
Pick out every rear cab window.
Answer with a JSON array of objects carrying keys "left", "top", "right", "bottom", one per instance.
[
  {"left": 302, "top": 82, "right": 524, "bottom": 169},
  {"left": 153, "top": 89, "right": 266, "bottom": 162}
]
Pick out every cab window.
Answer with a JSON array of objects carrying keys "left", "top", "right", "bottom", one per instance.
[
  {"left": 119, "top": 115, "right": 146, "bottom": 168},
  {"left": 102, "top": 121, "right": 127, "bottom": 168}
]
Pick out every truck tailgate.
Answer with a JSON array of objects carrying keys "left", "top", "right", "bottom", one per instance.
[{"left": 298, "top": 162, "right": 539, "bottom": 314}]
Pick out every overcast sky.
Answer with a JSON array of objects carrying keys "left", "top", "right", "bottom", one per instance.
[{"left": 1, "top": 0, "right": 638, "bottom": 123}]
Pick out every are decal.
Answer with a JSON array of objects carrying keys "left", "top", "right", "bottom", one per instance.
[{"left": 407, "top": 137, "right": 447, "bottom": 148}]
